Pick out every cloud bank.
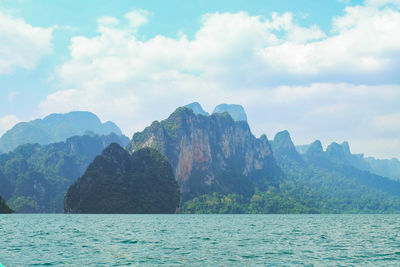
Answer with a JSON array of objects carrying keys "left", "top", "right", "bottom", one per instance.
[
  {"left": 34, "top": 2, "right": 400, "bottom": 158},
  {"left": 0, "top": 11, "right": 53, "bottom": 74}
]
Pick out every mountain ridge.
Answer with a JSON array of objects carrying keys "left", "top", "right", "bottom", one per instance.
[
  {"left": 0, "top": 132, "right": 129, "bottom": 213},
  {"left": 0, "top": 111, "right": 124, "bottom": 153},
  {"left": 128, "top": 106, "right": 282, "bottom": 201}
]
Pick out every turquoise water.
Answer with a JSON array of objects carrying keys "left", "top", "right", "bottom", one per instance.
[{"left": 1, "top": 214, "right": 400, "bottom": 266}]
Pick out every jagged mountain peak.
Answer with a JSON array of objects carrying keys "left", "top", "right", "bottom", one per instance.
[
  {"left": 212, "top": 104, "right": 247, "bottom": 122},
  {"left": 306, "top": 140, "right": 324, "bottom": 155},
  {"left": 129, "top": 106, "right": 281, "bottom": 200},
  {"left": 306, "top": 140, "right": 324, "bottom": 153},
  {"left": 272, "top": 130, "right": 296, "bottom": 151},
  {"left": 271, "top": 130, "right": 303, "bottom": 164},
  {"left": 326, "top": 141, "right": 351, "bottom": 159},
  {"left": 303, "top": 140, "right": 327, "bottom": 165},
  {"left": 185, "top": 102, "right": 209, "bottom": 116},
  {"left": 273, "top": 130, "right": 290, "bottom": 141}
]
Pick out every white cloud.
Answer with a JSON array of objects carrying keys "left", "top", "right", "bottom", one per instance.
[
  {"left": 258, "top": 5, "right": 400, "bottom": 80},
  {"left": 0, "top": 11, "right": 53, "bottom": 75},
  {"left": 365, "top": 0, "right": 400, "bottom": 7},
  {"left": 97, "top": 16, "right": 120, "bottom": 26},
  {"left": 124, "top": 9, "right": 149, "bottom": 30},
  {"left": 38, "top": 4, "right": 400, "bottom": 158},
  {"left": 286, "top": 25, "right": 326, "bottom": 44},
  {"left": 0, "top": 115, "right": 20, "bottom": 136}
]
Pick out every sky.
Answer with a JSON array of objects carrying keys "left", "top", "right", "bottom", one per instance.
[{"left": 0, "top": 0, "right": 399, "bottom": 159}]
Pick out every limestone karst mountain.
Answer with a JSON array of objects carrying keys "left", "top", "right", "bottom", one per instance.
[
  {"left": 128, "top": 106, "right": 281, "bottom": 201},
  {"left": 64, "top": 144, "right": 180, "bottom": 214},
  {"left": 0, "top": 133, "right": 129, "bottom": 213},
  {"left": 0, "top": 111, "right": 124, "bottom": 153},
  {"left": 213, "top": 104, "right": 247, "bottom": 122}
]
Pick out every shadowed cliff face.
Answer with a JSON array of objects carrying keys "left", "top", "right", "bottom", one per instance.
[
  {"left": 0, "top": 195, "right": 13, "bottom": 213},
  {"left": 0, "top": 133, "right": 128, "bottom": 213},
  {"left": 128, "top": 107, "right": 281, "bottom": 200},
  {"left": 64, "top": 144, "right": 180, "bottom": 214}
]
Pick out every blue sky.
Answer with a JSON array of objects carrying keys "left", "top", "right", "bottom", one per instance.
[{"left": 0, "top": 0, "right": 400, "bottom": 158}]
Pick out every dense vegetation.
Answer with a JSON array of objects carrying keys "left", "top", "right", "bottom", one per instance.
[
  {"left": 64, "top": 144, "right": 180, "bottom": 214},
  {"left": 1, "top": 104, "right": 400, "bottom": 214},
  {"left": 0, "top": 133, "right": 128, "bottom": 213},
  {"left": 0, "top": 195, "right": 13, "bottom": 213},
  {"left": 297, "top": 140, "right": 400, "bottom": 182},
  {"left": 129, "top": 106, "right": 282, "bottom": 202},
  {"left": 182, "top": 130, "right": 400, "bottom": 214},
  {"left": 0, "top": 111, "right": 124, "bottom": 153}
]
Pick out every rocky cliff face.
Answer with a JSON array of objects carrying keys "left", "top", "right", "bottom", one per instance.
[
  {"left": 128, "top": 107, "right": 281, "bottom": 200},
  {"left": 64, "top": 144, "right": 180, "bottom": 214}
]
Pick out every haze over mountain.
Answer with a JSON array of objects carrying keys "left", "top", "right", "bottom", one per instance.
[
  {"left": 65, "top": 144, "right": 180, "bottom": 214},
  {"left": 213, "top": 104, "right": 247, "bottom": 122},
  {"left": 128, "top": 106, "right": 281, "bottom": 201},
  {"left": 365, "top": 157, "right": 400, "bottom": 181},
  {"left": 0, "top": 111, "right": 124, "bottom": 154},
  {"left": 297, "top": 141, "right": 400, "bottom": 182},
  {"left": 185, "top": 102, "right": 209, "bottom": 116},
  {"left": 0, "top": 133, "right": 128, "bottom": 213},
  {"left": 272, "top": 131, "right": 400, "bottom": 213},
  {"left": 185, "top": 102, "right": 248, "bottom": 122},
  {"left": 1, "top": 102, "right": 400, "bottom": 214},
  {"left": 129, "top": 103, "right": 400, "bottom": 213}
]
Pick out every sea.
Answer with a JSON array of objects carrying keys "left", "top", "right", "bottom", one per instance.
[{"left": 0, "top": 214, "right": 399, "bottom": 266}]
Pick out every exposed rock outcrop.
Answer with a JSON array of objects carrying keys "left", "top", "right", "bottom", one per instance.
[{"left": 128, "top": 107, "right": 281, "bottom": 200}]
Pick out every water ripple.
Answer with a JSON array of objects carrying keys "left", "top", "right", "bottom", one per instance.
[{"left": 0, "top": 214, "right": 400, "bottom": 266}]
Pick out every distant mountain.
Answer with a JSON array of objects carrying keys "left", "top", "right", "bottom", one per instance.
[
  {"left": 297, "top": 140, "right": 400, "bottom": 181},
  {"left": 185, "top": 102, "right": 209, "bottom": 116},
  {"left": 272, "top": 131, "right": 400, "bottom": 213},
  {"left": 0, "top": 133, "right": 129, "bottom": 213},
  {"left": 0, "top": 195, "right": 13, "bottom": 213},
  {"left": 295, "top": 144, "right": 310, "bottom": 154},
  {"left": 270, "top": 130, "right": 304, "bottom": 167},
  {"left": 64, "top": 144, "right": 180, "bottom": 214},
  {"left": 128, "top": 106, "right": 281, "bottom": 201},
  {"left": 365, "top": 157, "right": 400, "bottom": 181},
  {"left": 0, "top": 111, "right": 124, "bottom": 153},
  {"left": 325, "top": 141, "right": 370, "bottom": 170},
  {"left": 213, "top": 104, "right": 247, "bottom": 122}
]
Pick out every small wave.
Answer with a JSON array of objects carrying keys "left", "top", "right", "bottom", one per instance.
[{"left": 120, "top": 240, "right": 138, "bottom": 244}]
